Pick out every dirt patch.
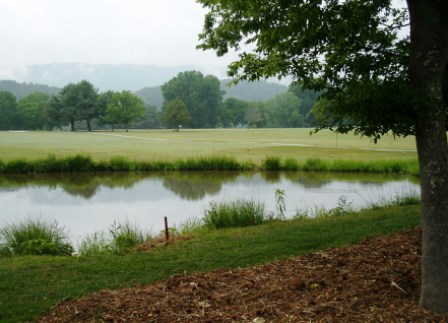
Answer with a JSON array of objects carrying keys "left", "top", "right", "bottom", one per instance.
[{"left": 39, "top": 227, "right": 448, "bottom": 322}]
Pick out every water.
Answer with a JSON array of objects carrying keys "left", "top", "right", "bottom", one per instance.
[{"left": 0, "top": 172, "right": 419, "bottom": 244}]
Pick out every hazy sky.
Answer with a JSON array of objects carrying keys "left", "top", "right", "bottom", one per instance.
[{"left": 0, "top": 0, "right": 240, "bottom": 79}]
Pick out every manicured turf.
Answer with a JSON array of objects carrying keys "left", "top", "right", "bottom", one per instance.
[{"left": 0, "top": 129, "right": 417, "bottom": 163}]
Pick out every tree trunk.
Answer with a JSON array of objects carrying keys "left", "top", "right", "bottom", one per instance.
[
  {"left": 407, "top": 0, "right": 448, "bottom": 313},
  {"left": 87, "top": 120, "right": 92, "bottom": 132},
  {"left": 70, "top": 119, "right": 75, "bottom": 132}
]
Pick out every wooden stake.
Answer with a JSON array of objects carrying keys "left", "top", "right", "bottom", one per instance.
[{"left": 164, "top": 216, "right": 169, "bottom": 241}]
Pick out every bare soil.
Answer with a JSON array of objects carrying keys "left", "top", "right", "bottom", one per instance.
[{"left": 39, "top": 227, "right": 448, "bottom": 322}]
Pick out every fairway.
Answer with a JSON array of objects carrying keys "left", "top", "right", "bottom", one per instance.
[{"left": 0, "top": 129, "right": 417, "bottom": 163}]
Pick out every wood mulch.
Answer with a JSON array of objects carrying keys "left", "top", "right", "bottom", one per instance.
[{"left": 39, "top": 227, "right": 448, "bottom": 322}]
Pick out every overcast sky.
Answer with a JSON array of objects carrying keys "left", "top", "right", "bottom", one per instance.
[{"left": 0, "top": 0, "right": 241, "bottom": 80}]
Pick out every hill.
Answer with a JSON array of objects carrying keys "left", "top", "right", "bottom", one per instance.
[
  {"left": 0, "top": 80, "right": 59, "bottom": 100},
  {"left": 22, "top": 63, "right": 216, "bottom": 92},
  {"left": 135, "top": 80, "right": 288, "bottom": 108}
]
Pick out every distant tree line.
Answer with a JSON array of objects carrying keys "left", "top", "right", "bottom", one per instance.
[
  {"left": 0, "top": 71, "right": 318, "bottom": 131},
  {"left": 0, "top": 80, "right": 158, "bottom": 131}
]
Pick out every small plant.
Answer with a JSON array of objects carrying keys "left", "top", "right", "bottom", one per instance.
[
  {"left": 0, "top": 218, "right": 73, "bottom": 256},
  {"left": 109, "top": 220, "right": 151, "bottom": 255},
  {"left": 78, "top": 231, "right": 112, "bottom": 256},
  {"left": 203, "top": 199, "right": 267, "bottom": 229},
  {"left": 274, "top": 188, "right": 287, "bottom": 220},
  {"left": 328, "top": 195, "right": 353, "bottom": 217}
]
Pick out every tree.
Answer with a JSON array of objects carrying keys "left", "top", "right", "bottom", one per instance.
[
  {"left": 132, "top": 104, "right": 160, "bottom": 129},
  {"left": 265, "top": 92, "right": 305, "bottom": 128},
  {"left": 220, "top": 97, "right": 249, "bottom": 127},
  {"left": 75, "top": 80, "right": 99, "bottom": 132},
  {"left": 244, "top": 104, "right": 263, "bottom": 128},
  {"left": 45, "top": 96, "right": 64, "bottom": 131},
  {"left": 17, "top": 92, "right": 51, "bottom": 130},
  {"left": 0, "top": 91, "right": 18, "bottom": 130},
  {"left": 197, "top": 0, "right": 448, "bottom": 313},
  {"left": 104, "top": 91, "right": 145, "bottom": 132},
  {"left": 161, "top": 71, "right": 223, "bottom": 128},
  {"left": 59, "top": 80, "right": 99, "bottom": 131},
  {"left": 59, "top": 83, "right": 79, "bottom": 131},
  {"left": 288, "top": 82, "right": 320, "bottom": 126},
  {"left": 161, "top": 98, "right": 191, "bottom": 131}
]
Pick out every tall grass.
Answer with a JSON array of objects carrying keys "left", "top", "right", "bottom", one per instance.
[
  {"left": 0, "top": 218, "right": 73, "bottom": 256},
  {"left": 78, "top": 220, "right": 152, "bottom": 256},
  {"left": 203, "top": 199, "right": 269, "bottom": 229},
  {"left": 0, "top": 154, "right": 257, "bottom": 174},
  {"left": 0, "top": 154, "right": 419, "bottom": 175}
]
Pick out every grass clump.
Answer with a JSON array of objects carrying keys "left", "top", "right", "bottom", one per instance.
[
  {"left": 175, "top": 156, "right": 244, "bottom": 171},
  {"left": 203, "top": 199, "right": 269, "bottom": 229},
  {"left": 0, "top": 218, "right": 73, "bottom": 256},
  {"left": 78, "top": 220, "right": 152, "bottom": 256},
  {"left": 262, "top": 157, "right": 282, "bottom": 171}
]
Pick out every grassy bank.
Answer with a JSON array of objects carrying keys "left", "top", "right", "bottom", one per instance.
[
  {"left": 0, "top": 154, "right": 419, "bottom": 175},
  {"left": 0, "top": 204, "right": 420, "bottom": 322}
]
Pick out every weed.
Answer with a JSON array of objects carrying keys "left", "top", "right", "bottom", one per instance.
[{"left": 274, "top": 188, "right": 287, "bottom": 219}]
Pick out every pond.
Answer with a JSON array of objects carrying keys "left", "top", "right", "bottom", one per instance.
[{"left": 0, "top": 171, "right": 419, "bottom": 245}]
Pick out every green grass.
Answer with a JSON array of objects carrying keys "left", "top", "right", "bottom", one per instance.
[
  {"left": 0, "top": 129, "right": 417, "bottom": 163},
  {"left": 0, "top": 204, "right": 420, "bottom": 322},
  {"left": 0, "top": 218, "right": 73, "bottom": 256},
  {"left": 203, "top": 199, "right": 268, "bottom": 229}
]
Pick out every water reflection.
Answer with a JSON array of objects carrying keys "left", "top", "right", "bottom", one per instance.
[{"left": 0, "top": 171, "right": 419, "bottom": 244}]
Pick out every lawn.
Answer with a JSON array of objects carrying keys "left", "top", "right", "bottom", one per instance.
[{"left": 0, "top": 129, "right": 417, "bottom": 163}]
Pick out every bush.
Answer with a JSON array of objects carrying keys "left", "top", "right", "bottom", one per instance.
[
  {"left": 203, "top": 199, "right": 268, "bottom": 229},
  {"left": 0, "top": 219, "right": 74, "bottom": 256}
]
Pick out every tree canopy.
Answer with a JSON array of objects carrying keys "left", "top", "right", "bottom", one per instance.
[
  {"left": 161, "top": 71, "right": 223, "bottom": 128},
  {"left": 197, "top": 0, "right": 448, "bottom": 313}
]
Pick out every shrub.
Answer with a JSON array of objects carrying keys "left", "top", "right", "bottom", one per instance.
[{"left": 0, "top": 219, "right": 73, "bottom": 256}]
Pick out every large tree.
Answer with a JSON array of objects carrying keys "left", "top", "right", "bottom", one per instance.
[
  {"left": 17, "top": 92, "right": 51, "bottom": 130},
  {"left": 104, "top": 91, "right": 145, "bottom": 132},
  {"left": 161, "top": 71, "right": 223, "bottom": 128},
  {"left": 59, "top": 80, "right": 98, "bottom": 131},
  {"left": 197, "top": 0, "right": 448, "bottom": 313},
  {"left": 0, "top": 91, "right": 18, "bottom": 130}
]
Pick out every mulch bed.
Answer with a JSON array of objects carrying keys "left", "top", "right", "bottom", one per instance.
[{"left": 39, "top": 227, "right": 448, "bottom": 322}]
